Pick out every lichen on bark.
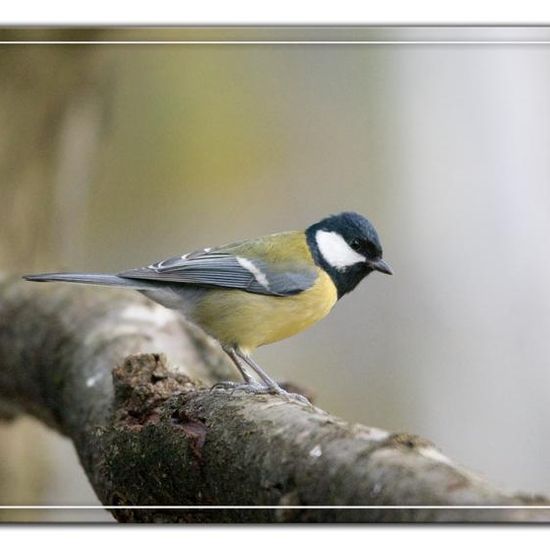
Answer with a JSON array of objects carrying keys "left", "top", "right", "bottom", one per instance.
[{"left": 0, "top": 276, "right": 549, "bottom": 523}]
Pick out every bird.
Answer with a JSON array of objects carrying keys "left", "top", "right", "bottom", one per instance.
[{"left": 24, "top": 212, "right": 392, "bottom": 398}]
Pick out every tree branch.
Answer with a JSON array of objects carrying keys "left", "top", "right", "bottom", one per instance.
[{"left": 0, "top": 276, "right": 548, "bottom": 522}]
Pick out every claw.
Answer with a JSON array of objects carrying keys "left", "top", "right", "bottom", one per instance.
[
  {"left": 210, "top": 381, "right": 242, "bottom": 391},
  {"left": 259, "top": 384, "right": 311, "bottom": 405},
  {"left": 287, "top": 392, "right": 311, "bottom": 406},
  {"left": 210, "top": 381, "right": 269, "bottom": 395},
  {"left": 210, "top": 381, "right": 311, "bottom": 405}
]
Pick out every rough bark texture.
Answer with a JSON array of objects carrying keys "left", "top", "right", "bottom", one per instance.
[{"left": 0, "top": 275, "right": 549, "bottom": 523}]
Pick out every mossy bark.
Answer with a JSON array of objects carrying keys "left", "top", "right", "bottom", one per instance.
[{"left": 0, "top": 276, "right": 549, "bottom": 522}]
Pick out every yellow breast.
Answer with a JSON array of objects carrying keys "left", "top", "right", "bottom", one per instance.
[{"left": 191, "top": 270, "right": 338, "bottom": 353}]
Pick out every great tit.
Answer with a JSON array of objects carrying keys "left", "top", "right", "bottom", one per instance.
[{"left": 24, "top": 212, "right": 392, "bottom": 396}]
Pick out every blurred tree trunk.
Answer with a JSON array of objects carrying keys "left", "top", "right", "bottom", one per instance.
[{"left": 0, "top": 29, "right": 108, "bottom": 520}]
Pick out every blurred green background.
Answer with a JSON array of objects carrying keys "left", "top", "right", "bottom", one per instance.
[{"left": 1, "top": 27, "right": 550, "bottom": 520}]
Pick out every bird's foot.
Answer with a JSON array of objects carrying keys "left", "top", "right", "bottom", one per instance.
[
  {"left": 253, "top": 381, "right": 310, "bottom": 405},
  {"left": 258, "top": 384, "right": 312, "bottom": 405},
  {"left": 282, "top": 391, "right": 311, "bottom": 406},
  {"left": 210, "top": 381, "right": 310, "bottom": 404},
  {"left": 210, "top": 381, "right": 271, "bottom": 395}
]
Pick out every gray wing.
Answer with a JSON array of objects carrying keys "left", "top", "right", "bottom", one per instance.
[{"left": 118, "top": 248, "right": 317, "bottom": 297}]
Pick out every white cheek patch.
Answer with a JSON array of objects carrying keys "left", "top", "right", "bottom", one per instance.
[{"left": 315, "top": 230, "right": 366, "bottom": 271}]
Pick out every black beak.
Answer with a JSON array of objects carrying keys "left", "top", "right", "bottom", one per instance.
[{"left": 370, "top": 258, "right": 393, "bottom": 275}]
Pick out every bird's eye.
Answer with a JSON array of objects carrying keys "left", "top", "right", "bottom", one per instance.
[{"left": 350, "top": 239, "right": 362, "bottom": 251}]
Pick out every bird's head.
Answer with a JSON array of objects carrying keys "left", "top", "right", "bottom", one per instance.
[{"left": 305, "top": 211, "right": 392, "bottom": 298}]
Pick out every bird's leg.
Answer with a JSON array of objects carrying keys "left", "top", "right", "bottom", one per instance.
[
  {"left": 235, "top": 350, "right": 287, "bottom": 395},
  {"left": 225, "top": 347, "right": 255, "bottom": 384},
  {"left": 213, "top": 348, "right": 311, "bottom": 404},
  {"left": 237, "top": 351, "right": 312, "bottom": 404},
  {"left": 211, "top": 346, "right": 264, "bottom": 392}
]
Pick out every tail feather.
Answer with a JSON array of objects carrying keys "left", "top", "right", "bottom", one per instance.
[{"left": 23, "top": 272, "right": 152, "bottom": 289}]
